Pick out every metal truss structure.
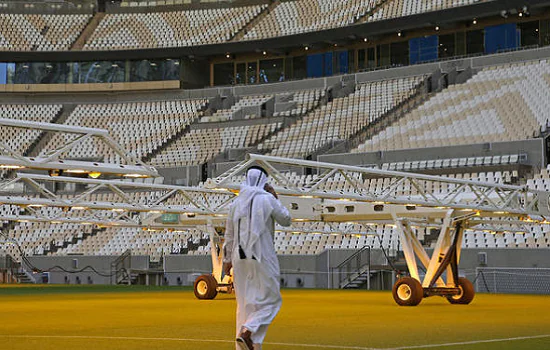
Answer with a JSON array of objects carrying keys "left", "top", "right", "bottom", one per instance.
[
  {"left": 0, "top": 153, "right": 549, "bottom": 304},
  {"left": 0, "top": 153, "right": 547, "bottom": 226},
  {"left": 209, "top": 154, "right": 550, "bottom": 304},
  {"left": 210, "top": 154, "right": 550, "bottom": 218},
  {"left": 0, "top": 173, "right": 235, "bottom": 228},
  {"left": 0, "top": 118, "right": 158, "bottom": 178}
]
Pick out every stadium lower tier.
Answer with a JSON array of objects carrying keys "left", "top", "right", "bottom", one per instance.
[
  {"left": 3, "top": 213, "right": 550, "bottom": 262},
  {"left": 3, "top": 54, "right": 550, "bottom": 263}
]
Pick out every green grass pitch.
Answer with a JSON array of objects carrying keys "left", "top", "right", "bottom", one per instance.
[{"left": 0, "top": 285, "right": 549, "bottom": 349}]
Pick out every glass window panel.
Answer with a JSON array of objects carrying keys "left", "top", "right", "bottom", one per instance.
[
  {"left": 73, "top": 61, "right": 126, "bottom": 84},
  {"left": 0, "top": 63, "right": 7, "bottom": 84},
  {"left": 130, "top": 59, "right": 180, "bottom": 82},
  {"left": 247, "top": 62, "right": 257, "bottom": 84},
  {"left": 518, "top": 20, "right": 540, "bottom": 47},
  {"left": 292, "top": 56, "right": 307, "bottom": 80},
  {"left": 7, "top": 63, "right": 15, "bottom": 84},
  {"left": 14, "top": 62, "right": 69, "bottom": 84},
  {"left": 378, "top": 44, "right": 390, "bottom": 67},
  {"left": 236, "top": 63, "right": 246, "bottom": 85},
  {"left": 366, "top": 47, "right": 375, "bottom": 69},
  {"left": 439, "top": 34, "right": 455, "bottom": 59},
  {"left": 358, "top": 49, "right": 366, "bottom": 70},
  {"left": 542, "top": 19, "right": 550, "bottom": 46},
  {"left": 466, "top": 29, "right": 484, "bottom": 55},
  {"left": 391, "top": 41, "right": 408, "bottom": 67},
  {"left": 213, "top": 62, "right": 234, "bottom": 86},
  {"left": 259, "top": 58, "right": 283, "bottom": 83}
]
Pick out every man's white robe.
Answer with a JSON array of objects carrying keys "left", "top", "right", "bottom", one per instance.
[{"left": 223, "top": 169, "right": 291, "bottom": 349}]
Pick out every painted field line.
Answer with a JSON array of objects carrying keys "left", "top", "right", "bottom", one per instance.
[
  {"left": 0, "top": 334, "right": 376, "bottom": 349},
  {"left": 387, "top": 334, "right": 550, "bottom": 349},
  {"left": 2, "top": 333, "right": 549, "bottom": 350}
]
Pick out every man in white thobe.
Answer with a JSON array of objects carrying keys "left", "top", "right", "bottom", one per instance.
[{"left": 223, "top": 166, "right": 292, "bottom": 350}]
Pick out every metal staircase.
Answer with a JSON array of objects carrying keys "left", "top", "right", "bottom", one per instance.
[
  {"left": 14, "top": 270, "right": 35, "bottom": 284},
  {"left": 333, "top": 246, "right": 372, "bottom": 289},
  {"left": 111, "top": 249, "right": 133, "bottom": 285},
  {"left": 342, "top": 264, "right": 372, "bottom": 289}
]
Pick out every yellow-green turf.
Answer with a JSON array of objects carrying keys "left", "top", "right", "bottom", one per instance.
[{"left": 0, "top": 285, "right": 549, "bottom": 350}]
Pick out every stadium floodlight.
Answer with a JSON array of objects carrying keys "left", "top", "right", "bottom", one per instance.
[
  {"left": 0, "top": 164, "right": 25, "bottom": 169},
  {"left": 0, "top": 118, "right": 158, "bottom": 178}
]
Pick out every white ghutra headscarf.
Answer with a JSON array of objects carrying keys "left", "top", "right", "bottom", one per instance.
[{"left": 234, "top": 166, "right": 271, "bottom": 260}]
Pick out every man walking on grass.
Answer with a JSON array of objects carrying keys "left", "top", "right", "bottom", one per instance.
[{"left": 223, "top": 166, "right": 292, "bottom": 350}]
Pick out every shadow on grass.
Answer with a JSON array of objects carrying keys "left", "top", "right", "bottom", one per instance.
[{"left": 0, "top": 284, "right": 193, "bottom": 296}]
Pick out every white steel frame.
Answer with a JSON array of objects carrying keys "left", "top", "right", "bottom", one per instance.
[
  {"left": 0, "top": 154, "right": 549, "bottom": 295},
  {"left": 209, "top": 154, "right": 550, "bottom": 293},
  {"left": 210, "top": 154, "right": 550, "bottom": 217},
  {"left": 0, "top": 118, "right": 158, "bottom": 178},
  {"left": 0, "top": 173, "right": 235, "bottom": 228}
]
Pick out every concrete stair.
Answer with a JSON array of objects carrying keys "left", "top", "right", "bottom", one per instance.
[
  {"left": 342, "top": 265, "right": 372, "bottom": 289},
  {"left": 230, "top": 0, "right": 280, "bottom": 42},
  {"left": 355, "top": 0, "right": 391, "bottom": 24},
  {"left": 71, "top": 12, "right": 105, "bottom": 50},
  {"left": 26, "top": 104, "right": 76, "bottom": 158},
  {"left": 14, "top": 271, "right": 35, "bottom": 284}
]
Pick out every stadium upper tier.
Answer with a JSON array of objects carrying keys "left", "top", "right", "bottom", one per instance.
[
  {"left": 354, "top": 60, "right": 550, "bottom": 153},
  {"left": 369, "top": 0, "right": 482, "bottom": 22},
  {"left": 0, "top": 0, "right": 491, "bottom": 51},
  {"left": 84, "top": 5, "right": 266, "bottom": 50},
  {"left": 243, "top": 0, "right": 482, "bottom": 41},
  {"left": 242, "top": 0, "right": 378, "bottom": 41},
  {"left": 0, "top": 13, "right": 90, "bottom": 51}
]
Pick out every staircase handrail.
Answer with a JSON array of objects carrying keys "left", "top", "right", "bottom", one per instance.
[
  {"left": 111, "top": 249, "right": 132, "bottom": 285},
  {"left": 2, "top": 254, "right": 19, "bottom": 283},
  {"left": 333, "top": 246, "right": 371, "bottom": 289}
]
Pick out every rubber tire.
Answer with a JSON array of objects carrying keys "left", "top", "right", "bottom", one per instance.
[
  {"left": 193, "top": 274, "right": 218, "bottom": 300},
  {"left": 392, "top": 277, "right": 423, "bottom": 306},
  {"left": 447, "top": 277, "right": 475, "bottom": 305}
]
